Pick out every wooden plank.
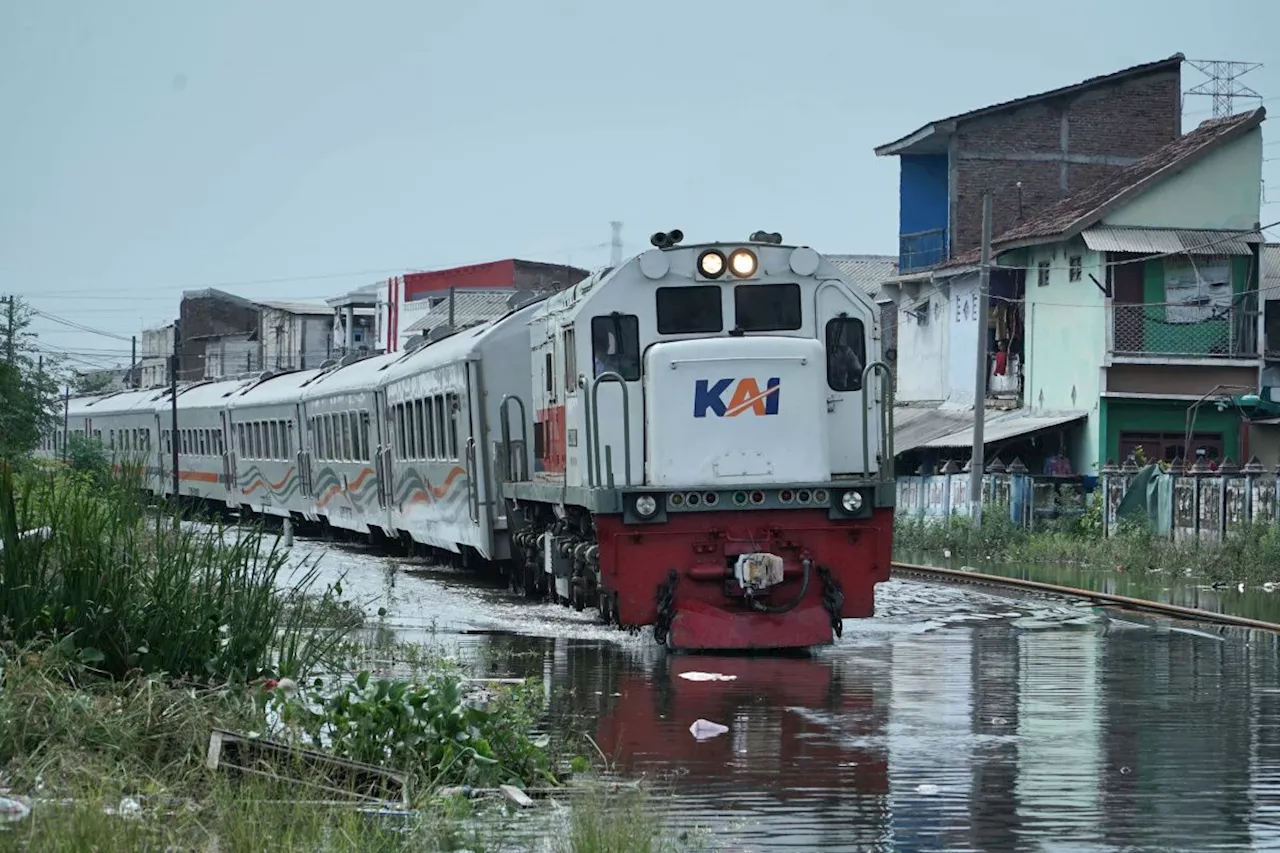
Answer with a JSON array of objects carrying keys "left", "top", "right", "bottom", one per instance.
[
  {"left": 498, "top": 784, "right": 535, "bottom": 808},
  {"left": 206, "top": 729, "right": 410, "bottom": 806}
]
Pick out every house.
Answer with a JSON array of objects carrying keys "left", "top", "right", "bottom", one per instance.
[
  {"left": 138, "top": 324, "right": 173, "bottom": 388},
  {"left": 325, "top": 283, "right": 380, "bottom": 357},
  {"left": 874, "top": 53, "right": 1188, "bottom": 466},
  {"left": 378, "top": 259, "right": 590, "bottom": 353},
  {"left": 257, "top": 301, "right": 336, "bottom": 371},
  {"left": 992, "top": 108, "right": 1267, "bottom": 472}
]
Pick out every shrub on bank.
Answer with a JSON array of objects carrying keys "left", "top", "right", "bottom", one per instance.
[
  {"left": 0, "top": 462, "right": 359, "bottom": 682},
  {"left": 894, "top": 505, "right": 1280, "bottom": 583}
]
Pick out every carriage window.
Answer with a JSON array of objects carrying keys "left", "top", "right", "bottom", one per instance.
[
  {"left": 591, "top": 315, "right": 641, "bottom": 381},
  {"left": 735, "top": 283, "right": 802, "bottom": 331},
  {"left": 359, "top": 412, "right": 371, "bottom": 462},
  {"left": 426, "top": 398, "right": 438, "bottom": 458},
  {"left": 825, "top": 317, "right": 866, "bottom": 392},
  {"left": 656, "top": 286, "right": 722, "bottom": 334},
  {"left": 436, "top": 395, "right": 448, "bottom": 459},
  {"left": 342, "top": 413, "right": 354, "bottom": 461},
  {"left": 563, "top": 329, "right": 577, "bottom": 392}
]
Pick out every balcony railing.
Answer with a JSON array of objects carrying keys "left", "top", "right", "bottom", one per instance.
[
  {"left": 1110, "top": 302, "right": 1258, "bottom": 360},
  {"left": 899, "top": 228, "right": 948, "bottom": 273}
]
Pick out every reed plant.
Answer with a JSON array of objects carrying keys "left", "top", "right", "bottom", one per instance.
[{"left": 0, "top": 461, "right": 360, "bottom": 683}]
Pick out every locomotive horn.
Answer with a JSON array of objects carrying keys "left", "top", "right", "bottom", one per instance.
[
  {"left": 668, "top": 229, "right": 684, "bottom": 245},
  {"left": 650, "top": 231, "right": 669, "bottom": 248}
]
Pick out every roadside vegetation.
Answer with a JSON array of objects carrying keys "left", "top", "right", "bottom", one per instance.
[
  {"left": 894, "top": 499, "right": 1280, "bottom": 584},
  {"left": 0, "top": 459, "right": 691, "bottom": 848}
]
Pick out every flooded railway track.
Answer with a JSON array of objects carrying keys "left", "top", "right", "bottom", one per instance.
[{"left": 891, "top": 560, "right": 1280, "bottom": 634}]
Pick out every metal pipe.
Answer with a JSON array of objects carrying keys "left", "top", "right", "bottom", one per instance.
[
  {"left": 860, "top": 361, "right": 893, "bottom": 481},
  {"left": 499, "top": 395, "right": 528, "bottom": 482}
]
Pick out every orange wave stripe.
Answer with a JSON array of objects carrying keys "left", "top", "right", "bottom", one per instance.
[
  {"left": 427, "top": 466, "right": 468, "bottom": 499},
  {"left": 241, "top": 467, "right": 296, "bottom": 496}
]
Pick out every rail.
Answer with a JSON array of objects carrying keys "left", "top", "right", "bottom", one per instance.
[
  {"left": 891, "top": 561, "right": 1280, "bottom": 634},
  {"left": 589, "top": 371, "right": 632, "bottom": 488},
  {"left": 860, "top": 361, "right": 894, "bottom": 483},
  {"left": 499, "top": 395, "right": 528, "bottom": 483}
]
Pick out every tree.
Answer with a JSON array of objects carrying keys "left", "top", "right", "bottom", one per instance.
[
  {"left": 0, "top": 298, "right": 62, "bottom": 459},
  {"left": 71, "top": 370, "right": 117, "bottom": 395}
]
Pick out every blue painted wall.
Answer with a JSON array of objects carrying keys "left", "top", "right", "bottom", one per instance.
[{"left": 898, "top": 154, "right": 949, "bottom": 271}]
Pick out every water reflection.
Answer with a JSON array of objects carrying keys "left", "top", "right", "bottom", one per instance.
[{"left": 471, "top": 612, "right": 1280, "bottom": 852}]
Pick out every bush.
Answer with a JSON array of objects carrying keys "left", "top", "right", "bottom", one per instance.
[{"left": 0, "top": 462, "right": 360, "bottom": 683}]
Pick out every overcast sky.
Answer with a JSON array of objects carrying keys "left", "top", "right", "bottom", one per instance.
[{"left": 1, "top": 0, "right": 1276, "bottom": 371}]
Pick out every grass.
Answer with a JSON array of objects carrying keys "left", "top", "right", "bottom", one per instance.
[
  {"left": 894, "top": 502, "right": 1280, "bottom": 584},
  {"left": 0, "top": 462, "right": 361, "bottom": 682}
]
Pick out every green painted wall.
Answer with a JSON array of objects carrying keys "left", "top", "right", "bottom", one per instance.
[
  {"left": 1135, "top": 256, "right": 1249, "bottom": 356},
  {"left": 1100, "top": 397, "right": 1241, "bottom": 466}
]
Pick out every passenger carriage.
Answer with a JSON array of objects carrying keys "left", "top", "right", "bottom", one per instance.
[
  {"left": 72, "top": 389, "right": 171, "bottom": 491},
  {"left": 225, "top": 369, "right": 323, "bottom": 520},
  {"left": 298, "top": 353, "right": 400, "bottom": 536},
  {"left": 164, "top": 378, "right": 256, "bottom": 505}
]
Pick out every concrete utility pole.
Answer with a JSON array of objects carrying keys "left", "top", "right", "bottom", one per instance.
[
  {"left": 970, "top": 194, "right": 993, "bottom": 528},
  {"left": 131, "top": 335, "right": 137, "bottom": 388},
  {"left": 610, "top": 221, "right": 623, "bottom": 268},
  {"left": 170, "top": 322, "right": 180, "bottom": 508}
]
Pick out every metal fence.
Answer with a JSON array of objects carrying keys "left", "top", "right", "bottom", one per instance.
[{"left": 1111, "top": 302, "right": 1258, "bottom": 359}]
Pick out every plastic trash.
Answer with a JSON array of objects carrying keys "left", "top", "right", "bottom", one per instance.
[
  {"left": 677, "top": 672, "right": 738, "bottom": 682},
  {"left": 689, "top": 719, "right": 729, "bottom": 740},
  {"left": 0, "top": 796, "right": 30, "bottom": 823}
]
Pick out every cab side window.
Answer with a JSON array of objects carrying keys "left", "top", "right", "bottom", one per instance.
[
  {"left": 825, "top": 317, "right": 866, "bottom": 392},
  {"left": 591, "top": 314, "right": 641, "bottom": 381}
]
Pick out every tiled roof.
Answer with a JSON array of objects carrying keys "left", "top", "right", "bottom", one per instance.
[
  {"left": 403, "top": 290, "right": 515, "bottom": 334},
  {"left": 875, "top": 54, "right": 1184, "bottom": 156},
  {"left": 992, "top": 108, "right": 1266, "bottom": 250},
  {"left": 827, "top": 254, "right": 898, "bottom": 296}
]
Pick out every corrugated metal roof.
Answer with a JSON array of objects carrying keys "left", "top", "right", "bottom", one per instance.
[
  {"left": 1263, "top": 244, "right": 1280, "bottom": 299},
  {"left": 827, "top": 255, "right": 898, "bottom": 297},
  {"left": 921, "top": 411, "right": 1087, "bottom": 449},
  {"left": 403, "top": 291, "right": 515, "bottom": 334},
  {"left": 257, "top": 300, "right": 334, "bottom": 316},
  {"left": 893, "top": 406, "right": 977, "bottom": 453},
  {"left": 993, "top": 109, "right": 1266, "bottom": 250},
  {"left": 1081, "top": 227, "right": 1259, "bottom": 256}
]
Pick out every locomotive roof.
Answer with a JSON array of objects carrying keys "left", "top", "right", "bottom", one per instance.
[
  {"left": 379, "top": 296, "right": 547, "bottom": 385},
  {"left": 226, "top": 367, "right": 326, "bottom": 409},
  {"left": 172, "top": 377, "right": 259, "bottom": 411}
]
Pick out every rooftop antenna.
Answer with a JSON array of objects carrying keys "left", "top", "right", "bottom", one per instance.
[
  {"left": 610, "top": 221, "right": 623, "bottom": 268},
  {"left": 1186, "top": 59, "right": 1263, "bottom": 118}
]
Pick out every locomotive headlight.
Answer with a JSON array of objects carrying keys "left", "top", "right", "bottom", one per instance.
[
  {"left": 729, "top": 248, "right": 758, "bottom": 278},
  {"left": 634, "top": 495, "right": 658, "bottom": 518},
  {"left": 697, "top": 250, "right": 726, "bottom": 279},
  {"left": 841, "top": 490, "right": 864, "bottom": 513}
]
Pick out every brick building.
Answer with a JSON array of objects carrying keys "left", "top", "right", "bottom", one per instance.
[
  {"left": 874, "top": 53, "right": 1190, "bottom": 459},
  {"left": 876, "top": 53, "right": 1183, "bottom": 273},
  {"left": 176, "top": 289, "right": 262, "bottom": 382}
]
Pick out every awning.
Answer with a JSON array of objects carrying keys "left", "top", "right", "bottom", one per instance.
[
  {"left": 1081, "top": 227, "right": 1260, "bottom": 256},
  {"left": 893, "top": 406, "right": 978, "bottom": 453},
  {"left": 920, "top": 411, "right": 1087, "bottom": 449}
]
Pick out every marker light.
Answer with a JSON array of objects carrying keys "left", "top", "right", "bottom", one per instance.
[
  {"left": 729, "top": 248, "right": 758, "bottom": 278},
  {"left": 635, "top": 495, "right": 658, "bottom": 517},
  {"left": 841, "top": 490, "right": 864, "bottom": 512},
  {"left": 698, "top": 250, "right": 726, "bottom": 279}
]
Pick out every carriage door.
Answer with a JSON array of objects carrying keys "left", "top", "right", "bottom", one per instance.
[
  {"left": 294, "top": 403, "right": 311, "bottom": 498},
  {"left": 816, "top": 280, "right": 879, "bottom": 477},
  {"left": 373, "top": 390, "right": 392, "bottom": 510},
  {"left": 219, "top": 411, "right": 236, "bottom": 495}
]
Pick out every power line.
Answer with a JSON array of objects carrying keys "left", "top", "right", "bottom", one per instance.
[{"left": 30, "top": 308, "right": 133, "bottom": 342}]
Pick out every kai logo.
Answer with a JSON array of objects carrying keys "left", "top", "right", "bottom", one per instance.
[{"left": 693, "top": 377, "right": 781, "bottom": 418}]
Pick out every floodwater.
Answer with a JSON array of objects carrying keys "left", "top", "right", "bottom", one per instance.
[{"left": 277, "top": 533, "right": 1280, "bottom": 852}]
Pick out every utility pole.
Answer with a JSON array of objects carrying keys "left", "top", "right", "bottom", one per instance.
[
  {"left": 61, "top": 386, "right": 69, "bottom": 463},
  {"left": 130, "top": 335, "right": 137, "bottom": 388},
  {"left": 970, "top": 194, "right": 993, "bottom": 528},
  {"left": 610, "top": 221, "right": 623, "bottom": 269},
  {"left": 170, "top": 322, "right": 180, "bottom": 509}
]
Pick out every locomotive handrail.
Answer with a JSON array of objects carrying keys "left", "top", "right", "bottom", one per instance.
[
  {"left": 465, "top": 437, "right": 480, "bottom": 523},
  {"left": 589, "top": 371, "right": 632, "bottom": 488},
  {"left": 860, "top": 361, "right": 894, "bottom": 483},
  {"left": 499, "top": 395, "right": 528, "bottom": 482}
]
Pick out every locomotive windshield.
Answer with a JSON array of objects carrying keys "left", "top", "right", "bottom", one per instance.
[
  {"left": 591, "top": 314, "right": 641, "bottom": 380},
  {"left": 826, "top": 317, "right": 866, "bottom": 391},
  {"left": 656, "top": 286, "right": 721, "bottom": 334},
  {"left": 734, "top": 283, "right": 802, "bottom": 331}
]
